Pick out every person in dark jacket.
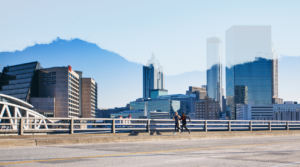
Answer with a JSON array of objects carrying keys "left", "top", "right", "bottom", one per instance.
[
  {"left": 173, "top": 112, "right": 181, "bottom": 135},
  {"left": 180, "top": 113, "right": 191, "bottom": 134}
]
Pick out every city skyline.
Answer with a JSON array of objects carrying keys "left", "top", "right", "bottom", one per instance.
[
  {"left": 2, "top": 1, "right": 300, "bottom": 165},
  {"left": 1, "top": 37, "right": 300, "bottom": 108},
  {"left": 226, "top": 26, "right": 278, "bottom": 119},
  {"left": 1, "top": 0, "right": 300, "bottom": 76}
]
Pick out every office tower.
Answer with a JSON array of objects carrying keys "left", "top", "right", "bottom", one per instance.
[
  {"left": 143, "top": 53, "right": 165, "bottom": 99},
  {"left": 195, "top": 97, "right": 220, "bottom": 120},
  {"left": 38, "top": 66, "right": 80, "bottom": 117},
  {"left": 0, "top": 62, "right": 42, "bottom": 102},
  {"left": 206, "top": 37, "right": 222, "bottom": 113},
  {"left": 226, "top": 26, "right": 278, "bottom": 119},
  {"left": 81, "top": 78, "right": 98, "bottom": 118},
  {"left": 272, "top": 45, "right": 279, "bottom": 99},
  {"left": 0, "top": 62, "right": 99, "bottom": 118},
  {"left": 75, "top": 71, "right": 83, "bottom": 117}
]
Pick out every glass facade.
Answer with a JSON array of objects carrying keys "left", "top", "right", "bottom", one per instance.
[
  {"left": 0, "top": 62, "right": 41, "bottom": 102},
  {"left": 150, "top": 89, "right": 168, "bottom": 99},
  {"left": 226, "top": 57, "right": 273, "bottom": 119},
  {"left": 206, "top": 37, "right": 222, "bottom": 112},
  {"left": 207, "top": 65, "right": 221, "bottom": 102},
  {"left": 130, "top": 99, "right": 184, "bottom": 118},
  {"left": 143, "top": 54, "right": 164, "bottom": 99},
  {"left": 225, "top": 26, "right": 278, "bottom": 120},
  {"left": 155, "top": 94, "right": 193, "bottom": 115}
]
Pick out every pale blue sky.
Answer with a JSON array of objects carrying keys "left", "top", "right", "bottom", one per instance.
[{"left": 1, "top": 0, "right": 300, "bottom": 75}]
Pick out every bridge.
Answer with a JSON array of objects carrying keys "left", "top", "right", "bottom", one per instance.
[{"left": 1, "top": 93, "right": 300, "bottom": 166}]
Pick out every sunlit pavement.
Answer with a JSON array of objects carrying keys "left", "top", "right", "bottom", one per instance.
[{"left": 1, "top": 135, "right": 300, "bottom": 167}]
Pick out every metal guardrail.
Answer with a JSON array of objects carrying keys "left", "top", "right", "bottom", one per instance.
[{"left": 0, "top": 117, "right": 300, "bottom": 135}]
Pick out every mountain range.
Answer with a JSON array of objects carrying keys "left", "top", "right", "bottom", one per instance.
[
  {"left": 0, "top": 38, "right": 299, "bottom": 107},
  {"left": 0, "top": 38, "right": 205, "bottom": 108}
]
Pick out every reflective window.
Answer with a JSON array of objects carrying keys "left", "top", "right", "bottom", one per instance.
[
  {"left": 226, "top": 57, "right": 273, "bottom": 119},
  {"left": 9, "top": 78, "right": 32, "bottom": 85},
  {"left": 6, "top": 68, "right": 35, "bottom": 75}
]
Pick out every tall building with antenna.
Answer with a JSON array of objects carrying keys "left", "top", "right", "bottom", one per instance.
[{"left": 143, "top": 53, "right": 165, "bottom": 99}]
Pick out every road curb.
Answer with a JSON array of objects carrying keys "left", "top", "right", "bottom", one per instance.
[{"left": 1, "top": 130, "right": 300, "bottom": 148}]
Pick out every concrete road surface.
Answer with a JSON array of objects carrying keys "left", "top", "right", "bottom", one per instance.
[{"left": 0, "top": 135, "right": 300, "bottom": 167}]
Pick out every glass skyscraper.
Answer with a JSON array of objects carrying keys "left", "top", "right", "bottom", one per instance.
[
  {"left": 206, "top": 37, "right": 222, "bottom": 112},
  {"left": 226, "top": 26, "right": 278, "bottom": 120},
  {"left": 0, "top": 62, "right": 42, "bottom": 102},
  {"left": 143, "top": 53, "right": 165, "bottom": 99}
]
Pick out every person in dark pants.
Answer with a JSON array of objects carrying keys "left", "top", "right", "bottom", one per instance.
[
  {"left": 173, "top": 112, "right": 181, "bottom": 135},
  {"left": 180, "top": 113, "right": 191, "bottom": 134}
]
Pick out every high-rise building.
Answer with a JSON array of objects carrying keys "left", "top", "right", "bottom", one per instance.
[
  {"left": 143, "top": 53, "right": 165, "bottom": 99},
  {"left": 206, "top": 37, "right": 222, "bottom": 112},
  {"left": 272, "top": 44, "right": 279, "bottom": 98},
  {"left": 226, "top": 26, "right": 278, "bottom": 119},
  {"left": 81, "top": 78, "right": 98, "bottom": 118},
  {"left": 195, "top": 97, "right": 220, "bottom": 120},
  {"left": 0, "top": 62, "right": 98, "bottom": 118},
  {"left": 37, "top": 66, "right": 80, "bottom": 118},
  {"left": 0, "top": 62, "right": 42, "bottom": 102}
]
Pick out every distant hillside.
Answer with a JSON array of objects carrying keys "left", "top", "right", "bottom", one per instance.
[
  {"left": 1, "top": 38, "right": 299, "bottom": 107},
  {"left": 0, "top": 38, "right": 143, "bottom": 108}
]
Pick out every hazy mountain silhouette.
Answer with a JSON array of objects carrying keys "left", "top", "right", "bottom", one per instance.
[
  {"left": 0, "top": 38, "right": 206, "bottom": 108},
  {"left": 1, "top": 38, "right": 298, "bottom": 108},
  {"left": 0, "top": 38, "right": 144, "bottom": 108}
]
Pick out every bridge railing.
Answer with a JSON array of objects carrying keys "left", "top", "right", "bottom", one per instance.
[{"left": 0, "top": 117, "right": 300, "bottom": 135}]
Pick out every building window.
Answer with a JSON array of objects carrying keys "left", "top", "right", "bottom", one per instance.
[
  {"left": 48, "top": 81, "right": 51, "bottom": 84},
  {"left": 52, "top": 76, "right": 56, "bottom": 80},
  {"left": 47, "top": 73, "right": 51, "bottom": 76},
  {"left": 44, "top": 82, "right": 47, "bottom": 85},
  {"left": 52, "top": 72, "right": 56, "bottom": 75},
  {"left": 52, "top": 81, "right": 56, "bottom": 84}
]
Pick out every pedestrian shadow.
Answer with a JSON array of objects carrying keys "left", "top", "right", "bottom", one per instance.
[
  {"left": 128, "top": 131, "right": 139, "bottom": 136},
  {"left": 156, "top": 131, "right": 162, "bottom": 135},
  {"left": 150, "top": 131, "right": 162, "bottom": 135}
]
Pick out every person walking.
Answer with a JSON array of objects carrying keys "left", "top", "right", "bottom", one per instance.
[
  {"left": 173, "top": 112, "right": 181, "bottom": 135},
  {"left": 180, "top": 113, "right": 191, "bottom": 134}
]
